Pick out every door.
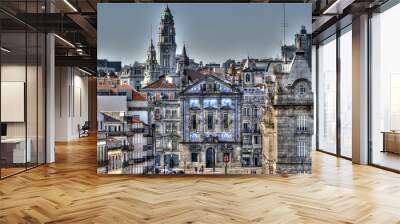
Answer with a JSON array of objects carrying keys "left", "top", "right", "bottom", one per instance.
[{"left": 206, "top": 148, "right": 214, "bottom": 168}]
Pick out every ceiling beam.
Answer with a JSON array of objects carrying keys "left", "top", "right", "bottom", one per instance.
[
  {"left": 55, "top": 55, "right": 96, "bottom": 71},
  {"left": 67, "top": 13, "right": 97, "bottom": 46}
]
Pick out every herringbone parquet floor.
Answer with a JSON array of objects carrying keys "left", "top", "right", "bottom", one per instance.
[{"left": 1, "top": 136, "right": 400, "bottom": 224}]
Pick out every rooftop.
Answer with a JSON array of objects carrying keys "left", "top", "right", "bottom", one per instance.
[
  {"left": 132, "top": 90, "right": 147, "bottom": 101},
  {"left": 142, "top": 78, "right": 176, "bottom": 90}
]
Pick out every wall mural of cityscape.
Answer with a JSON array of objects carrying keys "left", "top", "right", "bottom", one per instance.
[{"left": 97, "top": 3, "right": 313, "bottom": 175}]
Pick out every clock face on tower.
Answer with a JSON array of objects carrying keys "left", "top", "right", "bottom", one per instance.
[{"left": 165, "top": 49, "right": 169, "bottom": 53}]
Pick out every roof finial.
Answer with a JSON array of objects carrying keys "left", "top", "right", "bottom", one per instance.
[
  {"left": 182, "top": 42, "right": 187, "bottom": 58},
  {"left": 149, "top": 24, "right": 154, "bottom": 48},
  {"left": 282, "top": 3, "right": 288, "bottom": 64}
]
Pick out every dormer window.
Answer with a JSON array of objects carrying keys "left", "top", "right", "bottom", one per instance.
[{"left": 298, "top": 84, "right": 306, "bottom": 95}]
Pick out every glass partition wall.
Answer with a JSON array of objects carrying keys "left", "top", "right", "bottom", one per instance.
[
  {"left": 339, "top": 26, "right": 352, "bottom": 159},
  {"left": 316, "top": 25, "right": 353, "bottom": 159},
  {"left": 317, "top": 35, "right": 337, "bottom": 155},
  {"left": 0, "top": 2, "right": 46, "bottom": 179},
  {"left": 370, "top": 3, "right": 400, "bottom": 171},
  {"left": 316, "top": 0, "right": 400, "bottom": 172}
]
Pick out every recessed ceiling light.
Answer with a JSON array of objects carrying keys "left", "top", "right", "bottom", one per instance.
[
  {"left": 78, "top": 67, "right": 92, "bottom": 76},
  {"left": 323, "top": 0, "right": 354, "bottom": 15},
  {"left": 54, "top": 34, "right": 75, "bottom": 48},
  {"left": 1, "top": 47, "right": 11, "bottom": 53},
  {"left": 63, "top": 0, "right": 78, "bottom": 12}
]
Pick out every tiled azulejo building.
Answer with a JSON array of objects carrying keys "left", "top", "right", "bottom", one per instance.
[{"left": 180, "top": 75, "right": 242, "bottom": 174}]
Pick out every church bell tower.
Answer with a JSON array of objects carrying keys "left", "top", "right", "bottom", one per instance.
[{"left": 158, "top": 5, "right": 177, "bottom": 76}]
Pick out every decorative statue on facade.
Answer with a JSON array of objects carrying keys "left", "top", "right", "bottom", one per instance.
[{"left": 260, "top": 104, "right": 277, "bottom": 174}]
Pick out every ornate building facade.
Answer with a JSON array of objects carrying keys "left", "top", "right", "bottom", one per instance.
[
  {"left": 141, "top": 77, "right": 181, "bottom": 172},
  {"left": 272, "top": 51, "right": 313, "bottom": 173},
  {"left": 179, "top": 75, "right": 242, "bottom": 173},
  {"left": 241, "top": 87, "right": 266, "bottom": 167},
  {"left": 120, "top": 62, "right": 146, "bottom": 91},
  {"left": 264, "top": 26, "right": 313, "bottom": 174}
]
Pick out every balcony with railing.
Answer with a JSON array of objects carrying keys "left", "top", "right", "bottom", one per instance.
[
  {"left": 122, "top": 145, "right": 135, "bottom": 151},
  {"left": 125, "top": 150, "right": 155, "bottom": 164},
  {"left": 164, "top": 114, "right": 179, "bottom": 121},
  {"left": 97, "top": 132, "right": 107, "bottom": 140},
  {"left": 295, "top": 127, "right": 313, "bottom": 135},
  {"left": 165, "top": 128, "right": 178, "bottom": 136},
  {"left": 273, "top": 94, "right": 313, "bottom": 106},
  {"left": 107, "top": 131, "right": 128, "bottom": 136},
  {"left": 143, "top": 144, "right": 154, "bottom": 151},
  {"left": 131, "top": 128, "right": 145, "bottom": 133},
  {"left": 242, "top": 128, "right": 252, "bottom": 133},
  {"left": 106, "top": 143, "right": 122, "bottom": 150}
]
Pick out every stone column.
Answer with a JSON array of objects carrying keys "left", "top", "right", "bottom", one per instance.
[
  {"left": 352, "top": 14, "right": 369, "bottom": 164},
  {"left": 46, "top": 11, "right": 55, "bottom": 163}
]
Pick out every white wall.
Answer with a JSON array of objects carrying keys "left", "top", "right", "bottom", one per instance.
[
  {"left": 55, "top": 67, "right": 89, "bottom": 141},
  {"left": 71, "top": 73, "right": 89, "bottom": 138},
  {"left": 1, "top": 65, "right": 40, "bottom": 138},
  {"left": 1, "top": 65, "right": 26, "bottom": 136},
  {"left": 97, "top": 96, "right": 127, "bottom": 113},
  {"left": 1, "top": 63, "right": 47, "bottom": 164}
]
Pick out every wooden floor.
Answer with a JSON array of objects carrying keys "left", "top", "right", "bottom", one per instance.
[
  {"left": 372, "top": 150, "right": 400, "bottom": 171},
  {"left": 1, "top": 136, "right": 400, "bottom": 224}
]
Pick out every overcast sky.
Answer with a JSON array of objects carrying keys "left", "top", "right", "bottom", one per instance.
[{"left": 98, "top": 3, "right": 311, "bottom": 66}]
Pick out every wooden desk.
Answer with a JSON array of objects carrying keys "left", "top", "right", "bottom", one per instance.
[
  {"left": 1, "top": 138, "right": 31, "bottom": 164},
  {"left": 382, "top": 131, "right": 400, "bottom": 154}
]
